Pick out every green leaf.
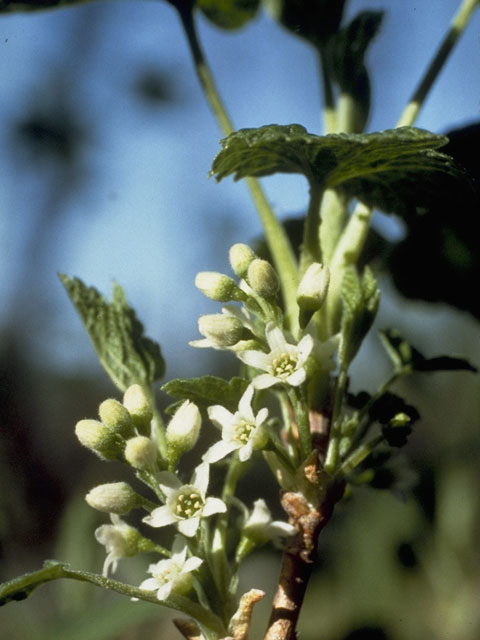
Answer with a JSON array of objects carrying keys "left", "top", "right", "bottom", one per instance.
[
  {"left": 379, "top": 329, "right": 477, "bottom": 374},
  {"left": 60, "top": 275, "right": 165, "bottom": 391},
  {"left": 330, "top": 11, "right": 383, "bottom": 94},
  {"left": 162, "top": 375, "right": 249, "bottom": 411},
  {"left": 265, "top": 0, "right": 347, "bottom": 47},
  {"left": 211, "top": 125, "right": 470, "bottom": 220},
  {"left": 339, "top": 265, "right": 380, "bottom": 368},
  {"left": 197, "top": 0, "right": 260, "bottom": 29}
]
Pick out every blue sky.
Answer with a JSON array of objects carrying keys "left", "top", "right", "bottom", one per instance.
[{"left": 0, "top": 0, "right": 479, "bottom": 382}]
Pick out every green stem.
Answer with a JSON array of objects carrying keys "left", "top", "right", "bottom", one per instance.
[
  {"left": 287, "top": 386, "right": 312, "bottom": 461},
  {"left": 175, "top": 5, "right": 299, "bottom": 332},
  {"left": 396, "top": 0, "right": 479, "bottom": 127},
  {"left": 318, "top": 48, "right": 338, "bottom": 134},
  {"left": 323, "top": 369, "right": 348, "bottom": 474},
  {"left": 300, "top": 182, "right": 323, "bottom": 274},
  {"left": 339, "top": 434, "right": 384, "bottom": 477}
]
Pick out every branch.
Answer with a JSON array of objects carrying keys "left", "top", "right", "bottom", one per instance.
[{"left": 264, "top": 475, "right": 345, "bottom": 639}]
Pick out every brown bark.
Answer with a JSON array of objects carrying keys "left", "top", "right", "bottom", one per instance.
[{"left": 264, "top": 479, "right": 344, "bottom": 640}]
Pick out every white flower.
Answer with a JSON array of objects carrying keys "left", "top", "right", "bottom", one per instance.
[
  {"left": 95, "top": 514, "right": 139, "bottom": 576},
  {"left": 203, "top": 385, "right": 269, "bottom": 463},
  {"left": 138, "top": 536, "right": 203, "bottom": 601},
  {"left": 237, "top": 322, "right": 314, "bottom": 389},
  {"left": 243, "top": 499, "right": 296, "bottom": 544},
  {"left": 143, "top": 463, "right": 226, "bottom": 537}
]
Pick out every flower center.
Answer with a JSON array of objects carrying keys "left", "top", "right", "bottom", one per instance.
[
  {"left": 271, "top": 352, "right": 297, "bottom": 379},
  {"left": 233, "top": 419, "right": 255, "bottom": 445},
  {"left": 175, "top": 490, "right": 204, "bottom": 519},
  {"left": 155, "top": 562, "right": 180, "bottom": 585}
]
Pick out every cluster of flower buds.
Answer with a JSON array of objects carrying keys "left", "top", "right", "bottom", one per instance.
[{"left": 75, "top": 384, "right": 156, "bottom": 467}]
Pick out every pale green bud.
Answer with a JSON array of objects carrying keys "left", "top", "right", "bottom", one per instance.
[
  {"left": 86, "top": 482, "right": 141, "bottom": 515},
  {"left": 123, "top": 384, "right": 153, "bottom": 436},
  {"left": 229, "top": 243, "right": 256, "bottom": 278},
  {"left": 166, "top": 400, "right": 201, "bottom": 463},
  {"left": 390, "top": 412, "right": 411, "bottom": 427},
  {"left": 98, "top": 399, "right": 134, "bottom": 438},
  {"left": 75, "top": 418, "right": 123, "bottom": 460},
  {"left": 198, "top": 313, "right": 245, "bottom": 347},
  {"left": 297, "top": 263, "right": 330, "bottom": 311},
  {"left": 247, "top": 259, "right": 279, "bottom": 299},
  {"left": 124, "top": 435, "right": 157, "bottom": 471},
  {"left": 195, "top": 271, "right": 247, "bottom": 302}
]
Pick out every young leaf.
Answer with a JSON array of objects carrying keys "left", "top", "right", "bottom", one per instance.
[
  {"left": 330, "top": 11, "right": 384, "bottom": 95},
  {"left": 162, "top": 375, "right": 249, "bottom": 411},
  {"left": 197, "top": 0, "right": 260, "bottom": 29},
  {"left": 339, "top": 265, "right": 380, "bottom": 369},
  {"left": 379, "top": 328, "right": 477, "bottom": 374},
  {"left": 211, "top": 125, "right": 470, "bottom": 220},
  {"left": 60, "top": 275, "right": 165, "bottom": 391},
  {"left": 265, "top": 0, "right": 347, "bottom": 47}
]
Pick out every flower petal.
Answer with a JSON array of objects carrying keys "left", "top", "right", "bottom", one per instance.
[
  {"left": 251, "top": 373, "right": 278, "bottom": 389},
  {"left": 237, "top": 349, "right": 271, "bottom": 371},
  {"left": 268, "top": 521, "right": 297, "bottom": 537},
  {"left": 285, "top": 368, "right": 306, "bottom": 387},
  {"left": 256, "top": 407, "right": 269, "bottom": 426},
  {"left": 143, "top": 505, "right": 178, "bottom": 528},
  {"left": 265, "top": 322, "right": 288, "bottom": 352},
  {"left": 178, "top": 517, "right": 200, "bottom": 537},
  {"left": 156, "top": 582, "right": 173, "bottom": 601},
  {"left": 202, "top": 496, "right": 227, "bottom": 517},
  {"left": 238, "top": 441, "right": 253, "bottom": 462},
  {"left": 297, "top": 334, "right": 314, "bottom": 362},
  {"left": 157, "top": 471, "right": 182, "bottom": 495},
  {"left": 208, "top": 405, "right": 234, "bottom": 429},
  {"left": 238, "top": 384, "right": 255, "bottom": 417},
  {"left": 182, "top": 556, "right": 203, "bottom": 573},
  {"left": 171, "top": 535, "right": 188, "bottom": 560},
  {"left": 139, "top": 577, "right": 160, "bottom": 591},
  {"left": 191, "top": 462, "right": 210, "bottom": 496},
  {"left": 202, "top": 439, "right": 239, "bottom": 463}
]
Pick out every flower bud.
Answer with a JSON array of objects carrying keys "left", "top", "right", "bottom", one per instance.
[
  {"left": 246, "top": 259, "right": 279, "bottom": 299},
  {"left": 86, "top": 482, "right": 141, "bottom": 515},
  {"left": 229, "top": 243, "right": 256, "bottom": 278},
  {"left": 198, "top": 313, "right": 245, "bottom": 347},
  {"left": 75, "top": 418, "right": 123, "bottom": 460},
  {"left": 123, "top": 384, "right": 153, "bottom": 436},
  {"left": 125, "top": 435, "right": 157, "bottom": 471},
  {"left": 195, "top": 271, "right": 247, "bottom": 302},
  {"left": 166, "top": 401, "right": 201, "bottom": 463},
  {"left": 297, "top": 263, "right": 330, "bottom": 311},
  {"left": 98, "top": 399, "right": 134, "bottom": 438}
]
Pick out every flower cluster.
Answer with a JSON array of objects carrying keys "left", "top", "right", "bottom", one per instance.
[{"left": 78, "top": 245, "right": 340, "bottom": 616}]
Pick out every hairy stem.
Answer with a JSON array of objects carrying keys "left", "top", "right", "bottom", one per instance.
[{"left": 175, "top": 5, "right": 299, "bottom": 332}]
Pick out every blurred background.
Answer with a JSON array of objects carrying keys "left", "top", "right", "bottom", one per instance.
[{"left": 0, "top": 1, "right": 479, "bottom": 638}]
